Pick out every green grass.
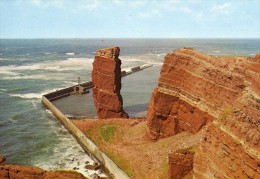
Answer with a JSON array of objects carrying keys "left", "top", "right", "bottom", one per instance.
[
  {"left": 85, "top": 127, "right": 102, "bottom": 146},
  {"left": 84, "top": 124, "right": 133, "bottom": 177},
  {"left": 99, "top": 125, "right": 116, "bottom": 143},
  {"left": 162, "top": 159, "right": 168, "bottom": 170},
  {"left": 188, "top": 145, "right": 199, "bottom": 153},
  {"left": 85, "top": 129, "right": 92, "bottom": 137},
  {"left": 105, "top": 150, "right": 134, "bottom": 177},
  {"left": 220, "top": 106, "right": 233, "bottom": 122},
  {"left": 223, "top": 107, "right": 232, "bottom": 116}
]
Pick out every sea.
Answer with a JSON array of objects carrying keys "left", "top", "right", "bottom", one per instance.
[{"left": 0, "top": 38, "right": 259, "bottom": 177}]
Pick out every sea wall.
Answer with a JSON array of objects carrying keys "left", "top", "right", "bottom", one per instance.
[
  {"left": 42, "top": 96, "right": 130, "bottom": 179},
  {"left": 44, "top": 64, "right": 152, "bottom": 102},
  {"left": 45, "top": 81, "right": 93, "bottom": 101},
  {"left": 41, "top": 64, "right": 153, "bottom": 178}
]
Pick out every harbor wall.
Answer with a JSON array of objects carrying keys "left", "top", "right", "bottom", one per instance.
[
  {"left": 41, "top": 64, "right": 153, "bottom": 178},
  {"left": 44, "top": 64, "right": 153, "bottom": 101},
  {"left": 42, "top": 96, "right": 130, "bottom": 179}
]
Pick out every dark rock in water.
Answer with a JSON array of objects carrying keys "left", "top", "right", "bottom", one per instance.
[
  {"left": 85, "top": 163, "right": 100, "bottom": 170},
  {"left": 92, "top": 46, "right": 129, "bottom": 119},
  {"left": 72, "top": 167, "right": 79, "bottom": 170}
]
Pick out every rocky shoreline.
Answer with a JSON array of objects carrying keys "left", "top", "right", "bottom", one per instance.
[{"left": 0, "top": 155, "right": 87, "bottom": 179}]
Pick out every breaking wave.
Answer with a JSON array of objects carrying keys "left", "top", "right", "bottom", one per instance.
[
  {"left": 10, "top": 93, "right": 43, "bottom": 99},
  {"left": 9, "top": 89, "right": 54, "bottom": 99},
  {"left": 65, "top": 52, "right": 75, "bottom": 55},
  {"left": 34, "top": 125, "right": 106, "bottom": 178},
  {"left": 0, "top": 57, "right": 93, "bottom": 73}
]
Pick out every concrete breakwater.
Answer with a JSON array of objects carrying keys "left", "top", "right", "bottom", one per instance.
[
  {"left": 44, "top": 64, "right": 152, "bottom": 102},
  {"left": 41, "top": 64, "right": 152, "bottom": 179},
  {"left": 42, "top": 96, "right": 130, "bottom": 179}
]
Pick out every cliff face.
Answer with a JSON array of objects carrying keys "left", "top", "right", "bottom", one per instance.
[
  {"left": 147, "top": 48, "right": 216, "bottom": 140},
  {"left": 147, "top": 48, "right": 260, "bottom": 178},
  {"left": 92, "top": 47, "right": 128, "bottom": 119},
  {"left": 193, "top": 53, "right": 260, "bottom": 178},
  {"left": 168, "top": 149, "right": 194, "bottom": 179}
]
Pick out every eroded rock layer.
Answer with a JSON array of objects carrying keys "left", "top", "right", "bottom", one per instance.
[
  {"left": 147, "top": 48, "right": 217, "bottom": 140},
  {"left": 147, "top": 48, "right": 260, "bottom": 178},
  {"left": 0, "top": 156, "right": 85, "bottom": 179},
  {"left": 92, "top": 47, "right": 128, "bottom": 119},
  {"left": 168, "top": 149, "right": 194, "bottom": 179}
]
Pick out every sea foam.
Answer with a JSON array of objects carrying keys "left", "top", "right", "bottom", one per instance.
[
  {"left": 65, "top": 52, "right": 75, "bottom": 55},
  {"left": 0, "top": 57, "right": 93, "bottom": 74},
  {"left": 10, "top": 93, "right": 43, "bottom": 99},
  {"left": 9, "top": 89, "right": 54, "bottom": 99}
]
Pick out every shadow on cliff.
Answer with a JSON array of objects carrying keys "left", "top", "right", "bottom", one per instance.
[{"left": 124, "top": 103, "right": 148, "bottom": 116}]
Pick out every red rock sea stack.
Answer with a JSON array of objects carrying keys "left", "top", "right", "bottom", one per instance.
[
  {"left": 92, "top": 47, "right": 129, "bottom": 119},
  {"left": 147, "top": 48, "right": 260, "bottom": 178}
]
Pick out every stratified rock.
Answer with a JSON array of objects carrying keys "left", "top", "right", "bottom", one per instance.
[
  {"left": 92, "top": 47, "right": 128, "bottom": 119},
  {"left": 193, "top": 53, "right": 260, "bottom": 179},
  {"left": 147, "top": 48, "right": 215, "bottom": 140},
  {"left": 168, "top": 149, "right": 194, "bottom": 179},
  {"left": 147, "top": 48, "right": 260, "bottom": 178}
]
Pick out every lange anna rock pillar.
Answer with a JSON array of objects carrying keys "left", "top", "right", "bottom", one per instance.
[{"left": 92, "top": 47, "right": 129, "bottom": 119}]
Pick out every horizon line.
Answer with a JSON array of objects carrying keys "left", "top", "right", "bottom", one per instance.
[{"left": 1, "top": 37, "right": 260, "bottom": 40}]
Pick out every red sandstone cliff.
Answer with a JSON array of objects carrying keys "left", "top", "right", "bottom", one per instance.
[
  {"left": 147, "top": 48, "right": 215, "bottom": 140},
  {"left": 147, "top": 48, "right": 260, "bottom": 178},
  {"left": 0, "top": 156, "right": 86, "bottom": 179},
  {"left": 193, "top": 53, "right": 260, "bottom": 179},
  {"left": 92, "top": 47, "right": 128, "bottom": 119},
  {"left": 168, "top": 149, "right": 194, "bottom": 179}
]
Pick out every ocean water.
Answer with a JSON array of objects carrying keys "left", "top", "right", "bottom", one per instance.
[{"left": 0, "top": 39, "right": 259, "bottom": 177}]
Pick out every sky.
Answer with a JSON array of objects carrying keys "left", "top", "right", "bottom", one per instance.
[{"left": 0, "top": 0, "right": 259, "bottom": 38}]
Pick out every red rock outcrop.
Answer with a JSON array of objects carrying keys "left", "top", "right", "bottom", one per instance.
[
  {"left": 147, "top": 48, "right": 260, "bottom": 178},
  {"left": 0, "top": 156, "right": 86, "bottom": 179},
  {"left": 92, "top": 47, "right": 128, "bottom": 119},
  {"left": 147, "top": 48, "right": 216, "bottom": 140},
  {"left": 0, "top": 156, "right": 6, "bottom": 165},
  {"left": 168, "top": 149, "right": 194, "bottom": 179},
  {"left": 193, "top": 52, "right": 260, "bottom": 178}
]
